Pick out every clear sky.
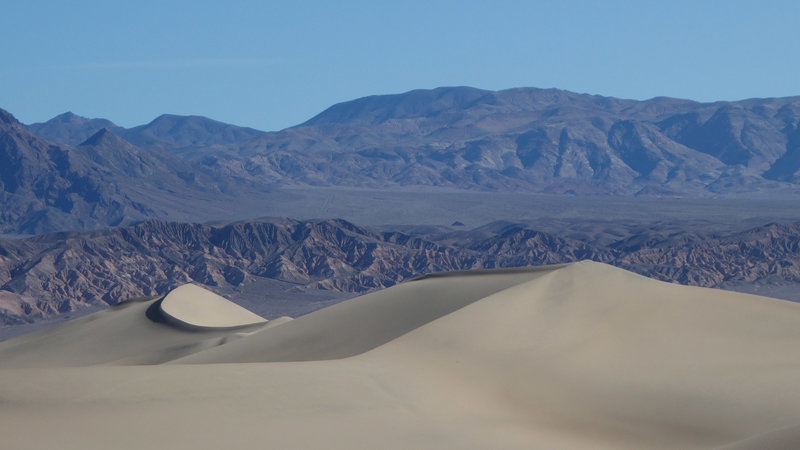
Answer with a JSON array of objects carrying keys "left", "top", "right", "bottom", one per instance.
[{"left": 1, "top": 0, "right": 797, "bottom": 131}]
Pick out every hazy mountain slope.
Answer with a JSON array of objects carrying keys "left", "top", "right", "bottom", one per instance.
[
  {"left": 0, "top": 110, "right": 144, "bottom": 233},
  {"left": 27, "top": 112, "right": 124, "bottom": 146},
  {"left": 75, "top": 127, "right": 232, "bottom": 192},
  {"left": 0, "top": 109, "right": 260, "bottom": 234},
  {"left": 119, "top": 114, "right": 266, "bottom": 151},
  {"left": 28, "top": 112, "right": 266, "bottom": 151},
  {"left": 192, "top": 87, "right": 800, "bottom": 195}
]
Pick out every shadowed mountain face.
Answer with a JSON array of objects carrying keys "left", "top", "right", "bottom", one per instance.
[
  {"left": 0, "top": 109, "right": 261, "bottom": 234},
  {"left": 3, "top": 216, "right": 800, "bottom": 327},
  {"left": 0, "top": 111, "right": 136, "bottom": 234}
]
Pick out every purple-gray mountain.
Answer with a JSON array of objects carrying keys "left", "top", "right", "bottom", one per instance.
[
  {"left": 2, "top": 109, "right": 270, "bottom": 234},
  {"left": 24, "top": 87, "right": 800, "bottom": 199},
  {"left": 165, "top": 87, "right": 800, "bottom": 195},
  {"left": 5, "top": 87, "right": 800, "bottom": 235}
]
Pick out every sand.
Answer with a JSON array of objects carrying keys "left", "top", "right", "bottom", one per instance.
[
  {"left": 1, "top": 261, "right": 800, "bottom": 449},
  {"left": 159, "top": 283, "right": 267, "bottom": 329}
]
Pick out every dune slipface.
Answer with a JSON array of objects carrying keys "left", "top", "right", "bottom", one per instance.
[
  {"left": 2, "top": 262, "right": 800, "bottom": 449},
  {"left": 158, "top": 283, "right": 267, "bottom": 330}
]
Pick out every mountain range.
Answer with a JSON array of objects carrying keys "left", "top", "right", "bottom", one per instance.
[
  {"left": 250, "top": 86, "right": 800, "bottom": 194},
  {"left": 24, "top": 87, "right": 800, "bottom": 197}
]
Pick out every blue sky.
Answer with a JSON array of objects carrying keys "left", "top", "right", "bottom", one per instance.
[{"left": 1, "top": 0, "right": 797, "bottom": 131}]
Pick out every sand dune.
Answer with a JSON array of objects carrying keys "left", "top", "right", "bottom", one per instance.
[
  {"left": 2, "top": 261, "right": 800, "bottom": 449},
  {"left": 172, "top": 266, "right": 560, "bottom": 364},
  {"left": 0, "top": 284, "right": 274, "bottom": 367},
  {"left": 159, "top": 283, "right": 267, "bottom": 330}
]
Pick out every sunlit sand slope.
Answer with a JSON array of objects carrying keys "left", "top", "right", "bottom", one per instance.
[
  {"left": 172, "top": 266, "right": 559, "bottom": 364},
  {"left": 159, "top": 283, "right": 267, "bottom": 329},
  {"left": 2, "top": 261, "right": 800, "bottom": 449}
]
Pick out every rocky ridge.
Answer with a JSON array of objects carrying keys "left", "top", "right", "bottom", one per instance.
[{"left": 2, "top": 217, "right": 800, "bottom": 326}]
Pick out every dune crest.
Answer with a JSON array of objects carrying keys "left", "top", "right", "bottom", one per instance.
[{"left": 158, "top": 283, "right": 267, "bottom": 330}]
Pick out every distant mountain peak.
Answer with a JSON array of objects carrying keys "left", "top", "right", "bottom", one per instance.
[
  {"left": 47, "top": 111, "right": 118, "bottom": 127},
  {"left": 152, "top": 113, "right": 197, "bottom": 121},
  {"left": 302, "top": 86, "right": 492, "bottom": 126},
  {"left": 143, "top": 113, "right": 246, "bottom": 130},
  {"left": 79, "top": 127, "right": 132, "bottom": 147},
  {"left": 147, "top": 113, "right": 186, "bottom": 125},
  {"left": 140, "top": 114, "right": 224, "bottom": 131},
  {"left": 27, "top": 113, "right": 121, "bottom": 147},
  {"left": 52, "top": 111, "right": 82, "bottom": 122},
  {"left": 122, "top": 113, "right": 266, "bottom": 150}
]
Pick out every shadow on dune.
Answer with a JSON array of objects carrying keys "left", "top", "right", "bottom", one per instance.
[{"left": 145, "top": 298, "right": 168, "bottom": 324}]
